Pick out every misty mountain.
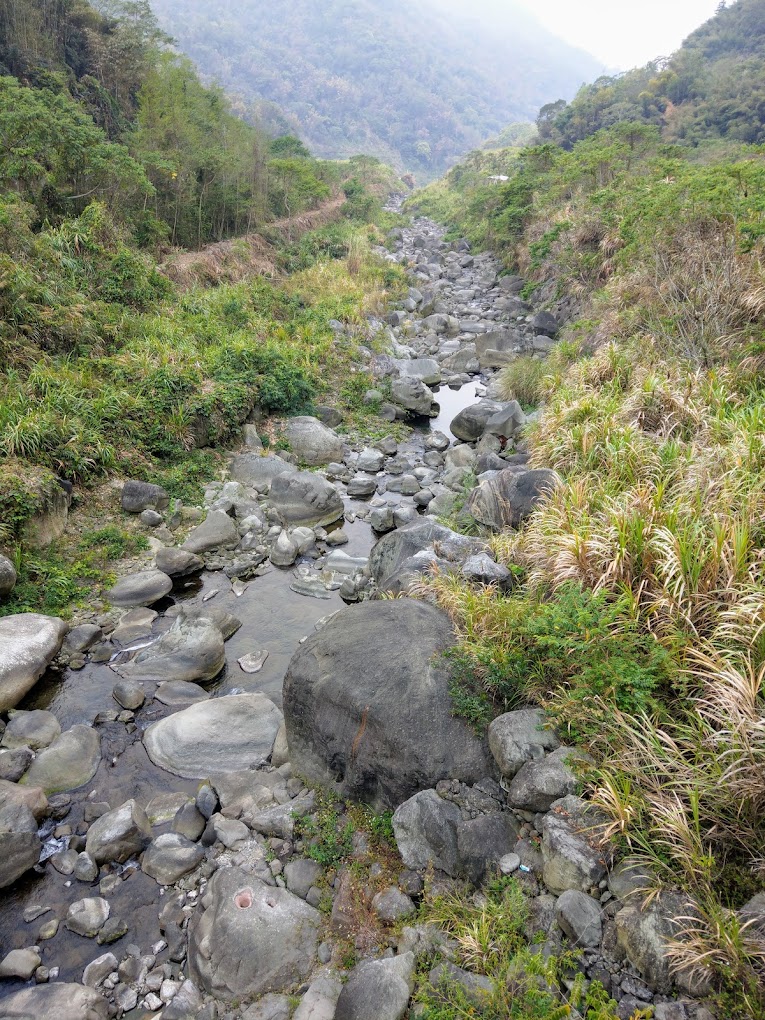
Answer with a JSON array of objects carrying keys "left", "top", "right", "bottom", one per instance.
[{"left": 149, "top": 0, "right": 602, "bottom": 177}]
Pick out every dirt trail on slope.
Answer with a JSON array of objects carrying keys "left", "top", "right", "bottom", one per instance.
[{"left": 161, "top": 196, "right": 346, "bottom": 289}]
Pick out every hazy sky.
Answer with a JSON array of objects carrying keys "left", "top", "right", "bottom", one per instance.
[{"left": 518, "top": 0, "right": 721, "bottom": 70}]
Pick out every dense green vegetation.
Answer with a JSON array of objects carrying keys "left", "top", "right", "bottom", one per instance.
[
  {"left": 148, "top": 0, "right": 601, "bottom": 178},
  {"left": 538, "top": 0, "right": 765, "bottom": 151},
  {"left": 410, "top": 5, "right": 765, "bottom": 1014}
]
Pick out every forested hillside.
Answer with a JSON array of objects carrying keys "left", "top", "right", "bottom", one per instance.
[
  {"left": 538, "top": 0, "right": 765, "bottom": 149},
  {"left": 0, "top": 0, "right": 404, "bottom": 597},
  {"left": 148, "top": 0, "right": 602, "bottom": 178}
]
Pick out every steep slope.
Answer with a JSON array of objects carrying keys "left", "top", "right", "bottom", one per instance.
[
  {"left": 539, "top": 0, "right": 765, "bottom": 148},
  {"left": 149, "top": 0, "right": 602, "bottom": 177}
]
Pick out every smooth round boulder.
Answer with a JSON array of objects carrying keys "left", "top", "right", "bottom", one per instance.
[
  {"left": 182, "top": 511, "right": 239, "bottom": 554},
  {"left": 143, "top": 693, "right": 283, "bottom": 779},
  {"left": 285, "top": 417, "right": 344, "bottom": 466},
  {"left": 115, "top": 612, "right": 225, "bottom": 684},
  {"left": 155, "top": 547, "right": 204, "bottom": 578},
  {"left": 2, "top": 709, "right": 61, "bottom": 750},
  {"left": 107, "top": 569, "right": 172, "bottom": 608},
  {"left": 22, "top": 724, "right": 100, "bottom": 794},
  {"left": 142, "top": 832, "right": 205, "bottom": 885},
  {"left": 283, "top": 599, "right": 494, "bottom": 811},
  {"left": 0, "top": 614, "right": 67, "bottom": 711},
  {"left": 268, "top": 471, "right": 344, "bottom": 528},
  {"left": 450, "top": 400, "right": 503, "bottom": 442},
  {"left": 0, "top": 553, "right": 17, "bottom": 598}
]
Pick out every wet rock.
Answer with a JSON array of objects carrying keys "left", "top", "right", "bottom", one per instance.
[
  {"left": 393, "top": 789, "right": 461, "bottom": 876},
  {"left": 74, "top": 851, "right": 99, "bottom": 883},
  {"left": 0, "top": 613, "right": 68, "bottom": 712},
  {"left": 63, "top": 624, "right": 102, "bottom": 654},
  {"left": 22, "top": 724, "right": 100, "bottom": 794},
  {"left": 269, "top": 470, "right": 345, "bottom": 528},
  {"left": 284, "top": 600, "right": 493, "bottom": 811},
  {"left": 488, "top": 708, "right": 560, "bottom": 780},
  {"left": 144, "top": 693, "right": 283, "bottom": 779},
  {"left": 112, "top": 679, "right": 145, "bottom": 711},
  {"left": 0, "top": 553, "right": 17, "bottom": 598},
  {"left": 285, "top": 417, "right": 344, "bottom": 466},
  {"left": 468, "top": 468, "right": 561, "bottom": 531},
  {"left": 0, "top": 983, "right": 109, "bottom": 1020},
  {"left": 155, "top": 680, "right": 210, "bottom": 707},
  {"left": 183, "top": 510, "right": 239, "bottom": 554},
  {"left": 142, "top": 832, "right": 205, "bottom": 885},
  {"left": 85, "top": 799, "right": 152, "bottom": 865},
  {"left": 116, "top": 611, "right": 225, "bottom": 684},
  {"left": 2, "top": 709, "right": 60, "bottom": 750},
  {"left": 155, "top": 547, "right": 205, "bottom": 578},
  {"left": 335, "top": 952, "right": 415, "bottom": 1020},
  {"left": 65, "top": 896, "right": 110, "bottom": 937},
  {"left": 556, "top": 889, "right": 603, "bottom": 947},
  {"left": 108, "top": 569, "right": 172, "bottom": 608},
  {"left": 188, "top": 868, "right": 320, "bottom": 1000},
  {"left": 111, "top": 607, "right": 157, "bottom": 645}
]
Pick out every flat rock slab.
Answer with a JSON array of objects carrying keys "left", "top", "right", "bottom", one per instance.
[
  {"left": 143, "top": 693, "right": 283, "bottom": 779},
  {"left": 0, "top": 982, "right": 109, "bottom": 1019},
  {"left": 0, "top": 614, "right": 68, "bottom": 712},
  {"left": 22, "top": 724, "right": 100, "bottom": 794},
  {"left": 107, "top": 570, "right": 173, "bottom": 608}
]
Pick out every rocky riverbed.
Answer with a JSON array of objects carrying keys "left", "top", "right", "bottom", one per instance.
[{"left": 0, "top": 214, "right": 728, "bottom": 1020}]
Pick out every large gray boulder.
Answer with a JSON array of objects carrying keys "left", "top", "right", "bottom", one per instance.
[
  {"left": 369, "top": 519, "right": 484, "bottom": 593},
  {"left": 0, "top": 614, "right": 68, "bottom": 711},
  {"left": 268, "top": 471, "right": 344, "bottom": 528},
  {"left": 285, "top": 417, "right": 344, "bottom": 466},
  {"left": 143, "top": 693, "right": 283, "bottom": 779},
  {"left": 392, "top": 358, "right": 441, "bottom": 386},
  {"left": 506, "top": 747, "right": 582, "bottom": 813},
  {"left": 467, "top": 468, "right": 560, "bottom": 530},
  {"left": 86, "top": 799, "right": 152, "bottom": 865},
  {"left": 390, "top": 377, "right": 435, "bottom": 416},
  {"left": 488, "top": 709, "right": 560, "bottom": 779},
  {"left": 188, "top": 868, "right": 320, "bottom": 1000},
  {"left": 283, "top": 600, "right": 493, "bottom": 811},
  {"left": 450, "top": 400, "right": 502, "bottom": 442},
  {"left": 115, "top": 612, "right": 225, "bottom": 684},
  {"left": 142, "top": 832, "right": 205, "bottom": 885},
  {"left": 0, "top": 983, "right": 109, "bottom": 1020},
  {"left": 22, "top": 724, "right": 100, "bottom": 794},
  {"left": 229, "top": 453, "right": 295, "bottom": 489},
  {"left": 121, "top": 480, "right": 169, "bottom": 513},
  {"left": 335, "top": 953, "right": 415, "bottom": 1020},
  {"left": 107, "top": 569, "right": 172, "bottom": 608},
  {"left": 155, "top": 547, "right": 204, "bottom": 578},
  {"left": 182, "top": 511, "right": 239, "bottom": 554}
]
